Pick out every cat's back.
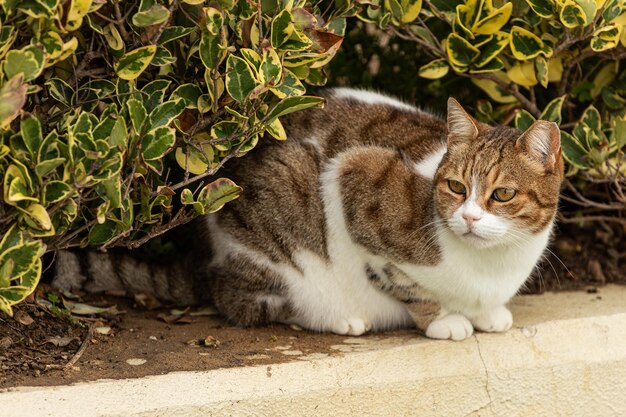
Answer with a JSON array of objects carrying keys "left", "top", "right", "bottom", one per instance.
[{"left": 283, "top": 88, "right": 446, "bottom": 160}]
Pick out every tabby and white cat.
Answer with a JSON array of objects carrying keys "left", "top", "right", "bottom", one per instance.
[{"left": 54, "top": 88, "right": 564, "bottom": 341}]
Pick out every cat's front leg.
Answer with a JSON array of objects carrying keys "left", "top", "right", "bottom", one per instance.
[
  {"left": 469, "top": 305, "right": 513, "bottom": 333},
  {"left": 408, "top": 302, "right": 474, "bottom": 341}
]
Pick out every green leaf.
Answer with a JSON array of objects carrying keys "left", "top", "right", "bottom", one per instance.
[
  {"left": 540, "top": 96, "right": 565, "bottom": 124},
  {"left": 581, "top": 105, "right": 601, "bottom": 134},
  {"left": 591, "top": 24, "right": 622, "bottom": 52},
  {"left": 446, "top": 33, "right": 480, "bottom": 69},
  {"left": 127, "top": 99, "right": 147, "bottom": 132},
  {"left": 160, "top": 26, "right": 195, "bottom": 43},
  {"left": 515, "top": 109, "right": 536, "bottom": 131},
  {"left": 148, "top": 99, "right": 186, "bottom": 129},
  {"left": 35, "top": 158, "right": 65, "bottom": 178},
  {"left": 418, "top": 59, "right": 450, "bottom": 79},
  {"left": 172, "top": 84, "right": 203, "bottom": 109},
  {"left": 534, "top": 56, "right": 549, "bottom": 88},
  {"left": 602, "top": 0, "right": 622, "bottom": 21},
  {"left": 197, "top": 178, "right": 242, "bottom": 213},
  {"left": 132, "top": 4, "right": 170, "bottom": 27},
  {"left": 23, "top": 203, "right": 53, "bottom": 231},
  {"left": 20, "top": 115, "right": 43, "bottom": 158},
  {"left": 43, "top": 181, "right": 72, "bottom": 205},
  {"left": 88, "top": 220, "right": 118, "bottom": 245},
  {"left": 509, "top": 26, "right": 544, "bottom": 60},
  {"left": 4, "top": 164, "right": 37, "bottom": 204},
  {"left": 114, "top": 46, "right": 157, "bottom": 80},
  {"left": 265, "top": 95, "right": 325, "bottom": 122},
  {"left": 560, "top": 131, "right": 588, "bottom": 169},
  {"left": 271, "top": 10, "right": 295, "bottom": 48},
  {"left": 560, "top": 0, "right": 587, "bottom": 27},
  {"left": 180, "top": 188, "right": 205, "bottom": 214},
  {"left": 46, "top": 78, "right": 74, "bottom": 106},
  {"left": 104, "top": 23, "right": 124, "bottom": 51},
  {"left": 265, "top": 118, "right": 287, "bottom": 140},
  {"left": 271, "top": 69, "right": 307, "bottom": 98},
  {"left": 524, "top": 0, "right": 555, "bottom": 17},
  {"left": 199, "top": 8, "right": 226, "bottom": 70},
  {"left": 141, "top": 126, "right": 175, "bottom": 160},
  {"left": 152, "top": 46, "right": 177, "bottom": 66},
  {"left": 260, "top": 48, "right": 283, "bottom": 84},
  {"left": 3, "top": 49, "right": 42, "bottom": 81},
  {"left": 0, "top": 225, "right": 24, "bottom": 254},
  {"left": 225, "top": 55, "right": 258, "bottom": 103},
  {"left": 473, "top": 32, "right": 509, "bottom": 68},
  {"left": 110, "top": 117, "right": 128, "bottom": 149},
  {"left": 613, "top": 118, "right": 626, "bottom": 149},
  {"left": 0, "top": 241, "right": 42, "bottom": 279},
  {"left": 472, "top": 2, "right": 512, "bottom": 35}
]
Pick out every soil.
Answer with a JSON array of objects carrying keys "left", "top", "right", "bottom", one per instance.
[{"left": 1, "top": 223, "right": 624, "bottom": 389}]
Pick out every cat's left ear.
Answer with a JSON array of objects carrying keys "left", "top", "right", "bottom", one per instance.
[{"left": 516, "top": 120, "right": 561, "bottom": 172}]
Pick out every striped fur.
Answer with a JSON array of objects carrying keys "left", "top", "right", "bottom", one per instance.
[{"left": 53, "top": 89, "right": 564, "bottom": 340}]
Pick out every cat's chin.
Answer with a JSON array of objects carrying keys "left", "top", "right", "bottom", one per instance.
[{"left": 457, "top": 231, "right": 503, "bottom": 249}]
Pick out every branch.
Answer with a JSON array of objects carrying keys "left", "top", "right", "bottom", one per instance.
[{"left": 468, "top": 72, "right": 541, "bottom": 117}]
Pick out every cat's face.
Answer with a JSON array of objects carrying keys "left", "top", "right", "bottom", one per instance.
[{"left": 434, "top": 99, "right": 564, "bottom": 249}]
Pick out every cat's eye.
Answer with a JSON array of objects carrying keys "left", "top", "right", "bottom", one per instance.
[
  {"left": 492, "top": 188, "right": 516, "bottom": 202},
  {"left": 447, "top": 180, "right": 466, "bottom": 195}
]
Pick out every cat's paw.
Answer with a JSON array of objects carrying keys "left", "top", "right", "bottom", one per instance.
[
  {"left": 471, "top": 306, "right": 513, "bottom": 333},
  {"left": 331, "top": 318, "right": 372, "bottom": 336},
  {"left": 425, "top": 314, "right": 474, "bottom": 341}
]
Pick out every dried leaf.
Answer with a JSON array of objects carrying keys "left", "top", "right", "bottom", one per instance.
[
  {"left": 45, "top": 336, "right": 79, "bottom": 347},
  {"left": 203, "top": 336, "right": 220, "bottom": 348},
  {"left": 134, "top": 293, "right": 162, "bottom": 310},
  {"left": 157, "top": 312, "right": 193, "bottom": 324},
  {"left": 15, "top": 310, "right": 34, "bottom": 326}
]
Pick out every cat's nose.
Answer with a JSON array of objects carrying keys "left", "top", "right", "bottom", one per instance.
[{"left": 462, "top": 212, "right": 481, "bottom": 226}]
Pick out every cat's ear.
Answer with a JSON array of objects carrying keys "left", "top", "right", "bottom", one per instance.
[
  {"left": 516, "top": 120, "right": 561, "bottom": 172},
  {"left": 447, "top": 98, "right": 478, "bottom": 144}
]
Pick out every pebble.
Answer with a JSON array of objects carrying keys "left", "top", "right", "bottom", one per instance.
[{"left": 126, "top": 358, "right": 147, "bottom": 366}]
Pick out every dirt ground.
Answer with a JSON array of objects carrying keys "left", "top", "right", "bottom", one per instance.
[{"left": 1, "top": 223, "right": 624, "bottom": 389}]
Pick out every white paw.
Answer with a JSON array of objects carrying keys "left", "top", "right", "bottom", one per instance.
[
  {"left": 425, "top": 314, "right": 474, "bottom": 341},
  {"left": 331, "top": 318, "right": 372, "bottom": 336},
  {"left": 471, "top": 306, "right": 513, "bottom": 333}
]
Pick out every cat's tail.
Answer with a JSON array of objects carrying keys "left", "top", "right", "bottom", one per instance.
[{"left": 51, "top": 249, "right": 209, "bottom": 305}]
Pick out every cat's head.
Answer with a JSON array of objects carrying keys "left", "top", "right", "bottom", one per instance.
[{"left": 434, "top": 98, "right": 564, "bottom": 249}]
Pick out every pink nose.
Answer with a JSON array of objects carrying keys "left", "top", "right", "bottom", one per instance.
[{"left": 463, "top": 213, "right": 481, "bottom": 225}]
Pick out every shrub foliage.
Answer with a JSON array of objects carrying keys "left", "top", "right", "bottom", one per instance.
[
  {"left": 1, "top": 0, "right": 625, "bottom": 314},
  {"left": 0, "top": 0, "right": 352, "bottom": 315}
]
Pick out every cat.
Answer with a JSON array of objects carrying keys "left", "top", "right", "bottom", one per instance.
[{"left": 53, "top": 88, "right": 564, "bottom": 341}]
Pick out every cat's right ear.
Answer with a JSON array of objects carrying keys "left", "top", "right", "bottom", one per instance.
[{"left": 447, "top": 98, "right": 478, "bottom": 144}]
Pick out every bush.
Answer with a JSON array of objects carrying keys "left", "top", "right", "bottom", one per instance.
[
  {"left": 0, "top": 0, "right": 353, "bottom": 315},
  {"left": 1, "top": 0, "right": 625, "bottom": 315}
]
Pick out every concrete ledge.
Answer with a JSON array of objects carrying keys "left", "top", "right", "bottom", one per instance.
[{"left": 3, "top": 286, "right": 626, "bottom": 417}]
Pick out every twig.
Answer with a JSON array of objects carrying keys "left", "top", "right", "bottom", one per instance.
[
  {"left": 64, "top": 324, "right": 94, "bottom": 369},
  {"left": 559, "top": 214, "right": 626, "bottom": 226},
  {"left": 471, "top": 73, "right": 541, "bottom": 117}
]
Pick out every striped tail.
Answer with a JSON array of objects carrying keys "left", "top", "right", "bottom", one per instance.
[{"left": 52, "top": 249, "right": 210, "bottom": 306}]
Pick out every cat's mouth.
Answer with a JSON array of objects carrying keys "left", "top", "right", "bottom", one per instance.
[{"left": 462, "top": 231, "right": 487, "bottom": 241}]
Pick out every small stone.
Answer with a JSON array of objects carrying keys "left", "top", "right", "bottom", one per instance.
[
  {"left": 126, "top": 358, "right": 147, "bottom": 366},
  {"left": 95, "top": 326, "right": 111, "bottom": 335},
  {"left": 281, "top": 350, "right": 303, "bottom": 356},
  {"left": 289, "top": 324, "right": 303, "bottom": 331},
  {"left": 521, "top": 326, "right": 537, "bottom": 337},
  {"left": 0, "top": 337, "right": 13, "bottom": 349},
  {"left": 149, "top": 336, "right": 157, "bottom": 341}
]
